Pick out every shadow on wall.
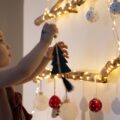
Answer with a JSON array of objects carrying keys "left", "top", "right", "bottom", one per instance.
[
  {"left": 112, "top": 97, "right": 120, "bottom": 115},
  {"left": 89, "top": 110, "right": 104, "bottom": 120},
  {"left": 80, "top": 96, "right": 88, "bottom": 120}
]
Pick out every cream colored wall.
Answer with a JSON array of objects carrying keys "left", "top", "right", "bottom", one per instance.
[{"left": 23, "top": 0, "right": 120, "bottom": 120}]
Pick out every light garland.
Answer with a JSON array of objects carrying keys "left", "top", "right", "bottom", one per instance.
[
  {"left": 33, "top": 55, "right": 120, "bottom": 83},
  {"left": 34, "top": 0, "right": 87, "bottom": 26},
  {"left": 33, "top": 0, "right": 120, "bottom": 83},
  {"left": 107, "top": 0, "right": 120, "bottom": 56}
]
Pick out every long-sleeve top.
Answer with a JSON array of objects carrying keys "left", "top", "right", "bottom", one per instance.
[{"left": 0, "top": 39, "right": 51, "bottom": 120}]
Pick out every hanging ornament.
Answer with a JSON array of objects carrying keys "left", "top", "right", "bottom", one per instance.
[
  {"left": 49, "top": 75, "right": 61, "bottom": 109},
  {"left": 110, "top": 0, "right": 120, "bottom": 15},
  {"left": 34, "top": 92, "right": 49, "bottom": 111},
  {"left": 112, "top": 97, "right": 120, "bottom": 114},
  {"left": 112, "top": 79, "right": 120, "bottom": 114},
  {"left": 34, "top": 81, "right": 49, "bottom": 111},
  {"left": 86, "top": 7, "right": 99, "bottom": 22},
  {"left": 59, "top": 99, "right": 78, "bottom": 120},
  {"left": 51, "top": 44, "right": 73, "bottom": 92},
  {"left": 49, "top": 95, "right": 61, "bottom": 108},
  {"left": 89, "top": 76, "right": 102, "bottom": 112},
  {"left": 89, "top": 98, "right": 102, "bottom": 112}
]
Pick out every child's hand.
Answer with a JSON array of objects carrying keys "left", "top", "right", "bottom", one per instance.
[
  {"left": 45, "top": 41, "right": 69, "bottom": 60},
  {"left": 41, "top": 23, "right": 58, "bottom": 44}
]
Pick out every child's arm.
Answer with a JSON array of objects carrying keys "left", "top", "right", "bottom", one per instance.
[{"left": 0, "top": 23, "right": 58, "bottom": 88}]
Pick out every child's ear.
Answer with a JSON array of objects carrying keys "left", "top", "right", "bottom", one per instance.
[
  {"left": 0, "top": 31, "right": 4, "bottom": 41},
  {"left": 0, "top": 31, "right": 4, "bottom": 37}
]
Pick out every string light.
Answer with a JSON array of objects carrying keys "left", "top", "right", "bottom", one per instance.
[
  {"left": 33, "top": 55, "right": 120, "bottom": 83},
  {"left": 33, "top": 0, "right": 120, "bottom": 84},
  {"left": 34, "top": 0, "right": 87, "bottom": 26},
  {"left": 31, "top": 110, "right": 35, "bottom": 115},
  {"left": 107, "top": 0, "right": 120, "bottom": 55}
]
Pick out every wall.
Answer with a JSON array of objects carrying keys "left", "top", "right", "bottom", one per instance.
[
  {"left": 23, "top": 0, "right": 120, "bottom": 120},
  {"left": 0, "top": 0, "right": 23, "bottom": 93}
]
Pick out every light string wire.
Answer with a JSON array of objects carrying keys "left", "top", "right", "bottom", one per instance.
[
  {"left": 106, "top": 0, "right": 120, "bottom": 98},
  {"left": 40, "top": 80, "right": 42, "bottom": 93},
  {"left": 54, "top": 78, "right": 56, "bottom": 95},
  {"left": 107, "top": 0, "right": 120, "bottom": 56}
]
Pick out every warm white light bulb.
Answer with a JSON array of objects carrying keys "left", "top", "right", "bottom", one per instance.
[{"left": 31, "top": 110, "right": 35, "bottom": 114}]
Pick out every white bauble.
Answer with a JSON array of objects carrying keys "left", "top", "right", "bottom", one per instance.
[
  {"left": 86, "top": 7, "right": 99, "bottom": 22},
  {"left": 110, "top": 0, "right": 120, "bottom": 15},
  {"left": 34, "top": 92, "right": 49, "bottom": 111},
  {"left": 59, "top": 101, "right": 78, "bottom": 120}
]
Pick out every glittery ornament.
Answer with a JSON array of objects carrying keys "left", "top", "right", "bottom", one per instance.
[
  {"left": 89, "top": 98, "right": 102, "bottom": 112},
  {"left": 49, "top": 95, "right": 61, "bottom": 108},
  {"left": 86, "top": 7, "right": 99, "bottom": 22},
  {"left": 110, "top": 0, "right": 120, "bottom": 15},
  {"left": 34, "top": 92, "right": 49, "bottom": 111}
]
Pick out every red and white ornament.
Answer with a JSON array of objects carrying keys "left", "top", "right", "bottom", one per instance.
[
  {"left": 89, "top": 98, "right": 102, "bottom": 112},
  {"left": 49, "top": 95, "right": 61, "bottom": 109}
]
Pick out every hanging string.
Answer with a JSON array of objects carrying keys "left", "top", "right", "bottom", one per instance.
[
  {"left": 94, "top": 76, "right": 98, "bottom": 98},
  {"left": 82, "top": 80, "right": 85, "bottom": 97},
  {"left": 116, "top": 79, "right": 119, "bottom": 98},
  {"left": 54, "top": 78, "right": 56, "bottom": 95},
  {"left": 65, "top": 88, "right": 68, "bottom": 100},
  {"left": 40, "top": 80, "right": 42, "bottom": 93}
]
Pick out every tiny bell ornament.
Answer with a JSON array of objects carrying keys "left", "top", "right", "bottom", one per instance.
[
  {"left": 86, "top": 7, "right": 99, "bottom": 22},
  {"left": 59, "top": 99, "right": 79, "bottom": 120},
  {"left": 89, "top": 98, "right": 102, "bottom": 112},
  {"left": 110, "top": 0, "right": 120, "bottom": 15},
  {"left": 34, "top": 81, "right": 49, "bottom": 111}
]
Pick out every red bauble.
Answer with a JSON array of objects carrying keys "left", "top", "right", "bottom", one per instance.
[
  {"left": 49, "top": 95, "right": 61, "bottom": 109},
  {"left": 89, "top": 98, "right": 102, "bottom": 112}
]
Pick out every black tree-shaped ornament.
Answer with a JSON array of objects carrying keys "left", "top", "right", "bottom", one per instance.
[{"left": 51, "top": 44, "right": 73, "bottom": 92}]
